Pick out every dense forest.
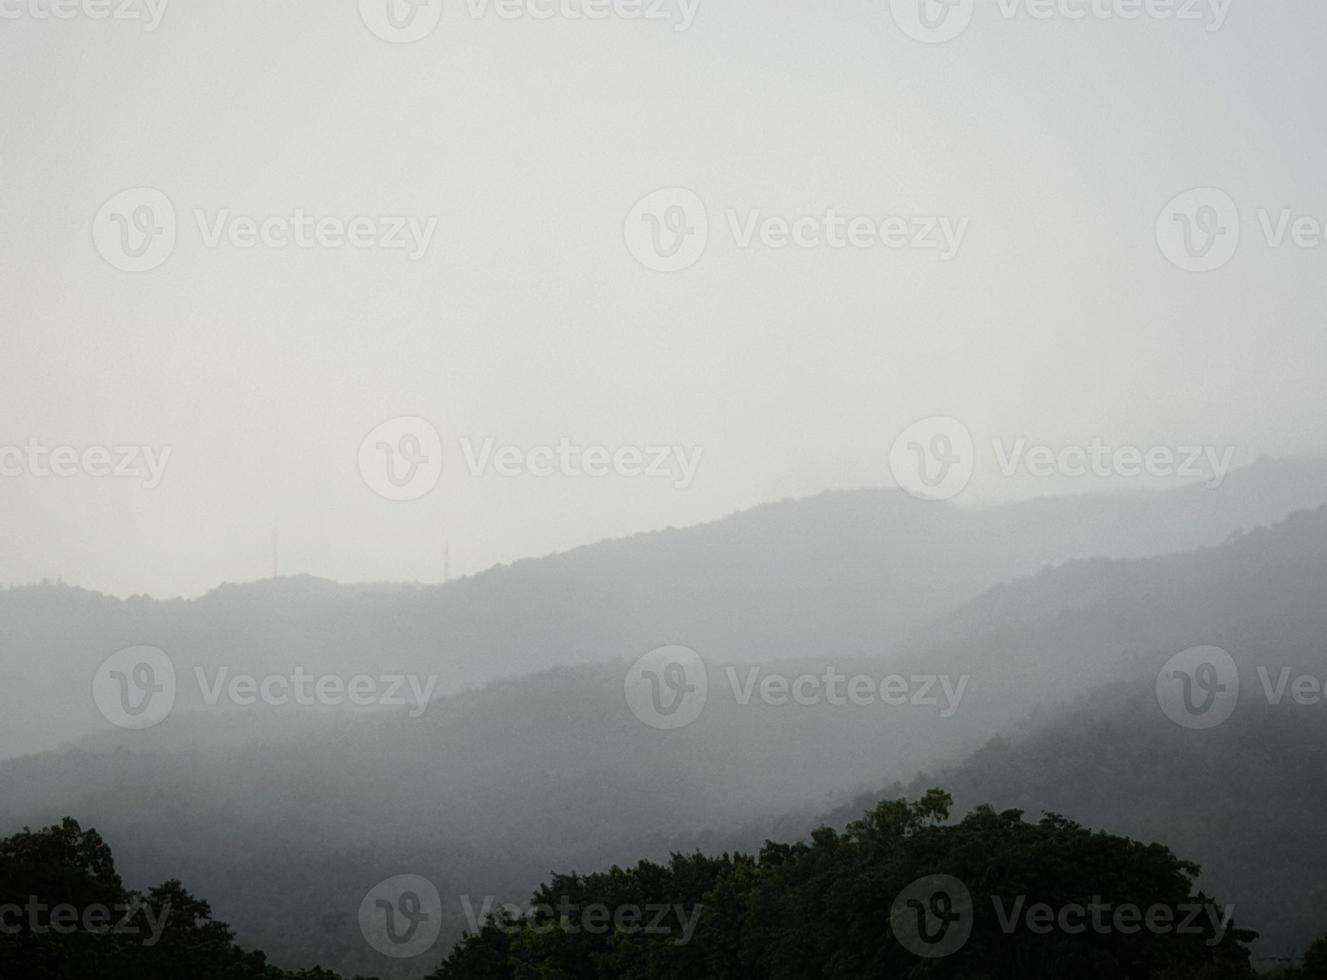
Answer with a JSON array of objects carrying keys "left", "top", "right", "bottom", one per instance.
[
  {"left": 7, "top": 477, "right": 1327, "bottom": 979},
  {"left": 4, "top": 793, "right": 1325, "bottom": 980},
  {"left": 8, "top": 499, "right": 1327, "bottom": 974}
]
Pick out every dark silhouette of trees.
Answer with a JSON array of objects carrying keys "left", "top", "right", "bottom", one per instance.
[
  {"left": 430, "top": 791, "right": 1261, "bottom": 980},
  {"left": 7, "top": 804, "right": 1322, "bottom": 980},
  {"left": 0, "top": 818, "right": 367, "bottom": 980}
]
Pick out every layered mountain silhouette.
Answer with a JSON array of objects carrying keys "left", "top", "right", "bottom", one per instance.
[
  {"left": 4, "top": 455, "right": 1326, "bottom": 761},
  {"left": 5, "top": 460, "right": 1327, "bottom": 974}
]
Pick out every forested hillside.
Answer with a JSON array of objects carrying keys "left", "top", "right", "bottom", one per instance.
[
  {"left": 9, "top": 796, "right": 1326, "bottom": 980},
  {"left": 9, "top": 500, "right": 1327, "bottom": 974}
]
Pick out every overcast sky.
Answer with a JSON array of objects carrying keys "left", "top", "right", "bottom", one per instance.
[{"left": 2, "top": 0, "right": 1325, "bottom": 597}]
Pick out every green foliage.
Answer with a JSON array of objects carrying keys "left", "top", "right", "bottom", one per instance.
[
  {"left": 428, "top": 792, "right": 1263, "bottom": 980},
  {"left": 895, "top": 680, "right": 1327, "bottom": 960},
  {"left": 4, "top": 804, "right": 1320, "bottom": 980},
  {"left": 0, "top": 818, "right": 365, "bottom": 980}
]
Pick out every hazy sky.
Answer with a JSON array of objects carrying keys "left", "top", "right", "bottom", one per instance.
[{"left": 2, "top": 0, "right": 1326, "bottom": 597}]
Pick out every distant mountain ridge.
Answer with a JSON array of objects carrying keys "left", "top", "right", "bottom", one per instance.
[
  {"left": 8, "top": 481, "right": 1327, "bottom": 974},
  {"left": 5, "top": 456, "right": 1327, "bottom": 760},
  {"left": 897, "top": 683, "right": 1327, "bottom": 964}
]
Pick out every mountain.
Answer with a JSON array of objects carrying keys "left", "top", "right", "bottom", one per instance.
[
  {"left": 889, "top": 681, "right": 1327, "bottom": 965},
  {"left": 7, "top": 478, "right": 1327, "bottom": 973},
  {"left": 809, "top": 508, "right": 1327, "bottom": 963},
  {"left": 5, "top": 455, "right": 1327, "bottom": 761},
  {"left": 2, "top": 797, "right": 1284, "bottom": 980}
]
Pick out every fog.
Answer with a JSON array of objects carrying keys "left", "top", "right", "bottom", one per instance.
[
  {"left": 3, "top": 1, "right": 1326, "bottom": 597},
  {"left": 4, "top": 3, "right": 1327, "bottom": 979}
]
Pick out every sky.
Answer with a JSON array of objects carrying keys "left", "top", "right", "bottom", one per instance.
[{"left": 2, "top": 0, "right": 1326, "bottom": 597}]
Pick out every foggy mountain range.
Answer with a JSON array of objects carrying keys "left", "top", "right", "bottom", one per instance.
[
  {"left": 5, "top": 455, "right": 1325, "bottom": 761},
  {"left": 5, "top": 457, "right": 1327, "bottom": 975},
  {"left": 8, "top": 3, "right": 1327, "bottom": 978}
]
